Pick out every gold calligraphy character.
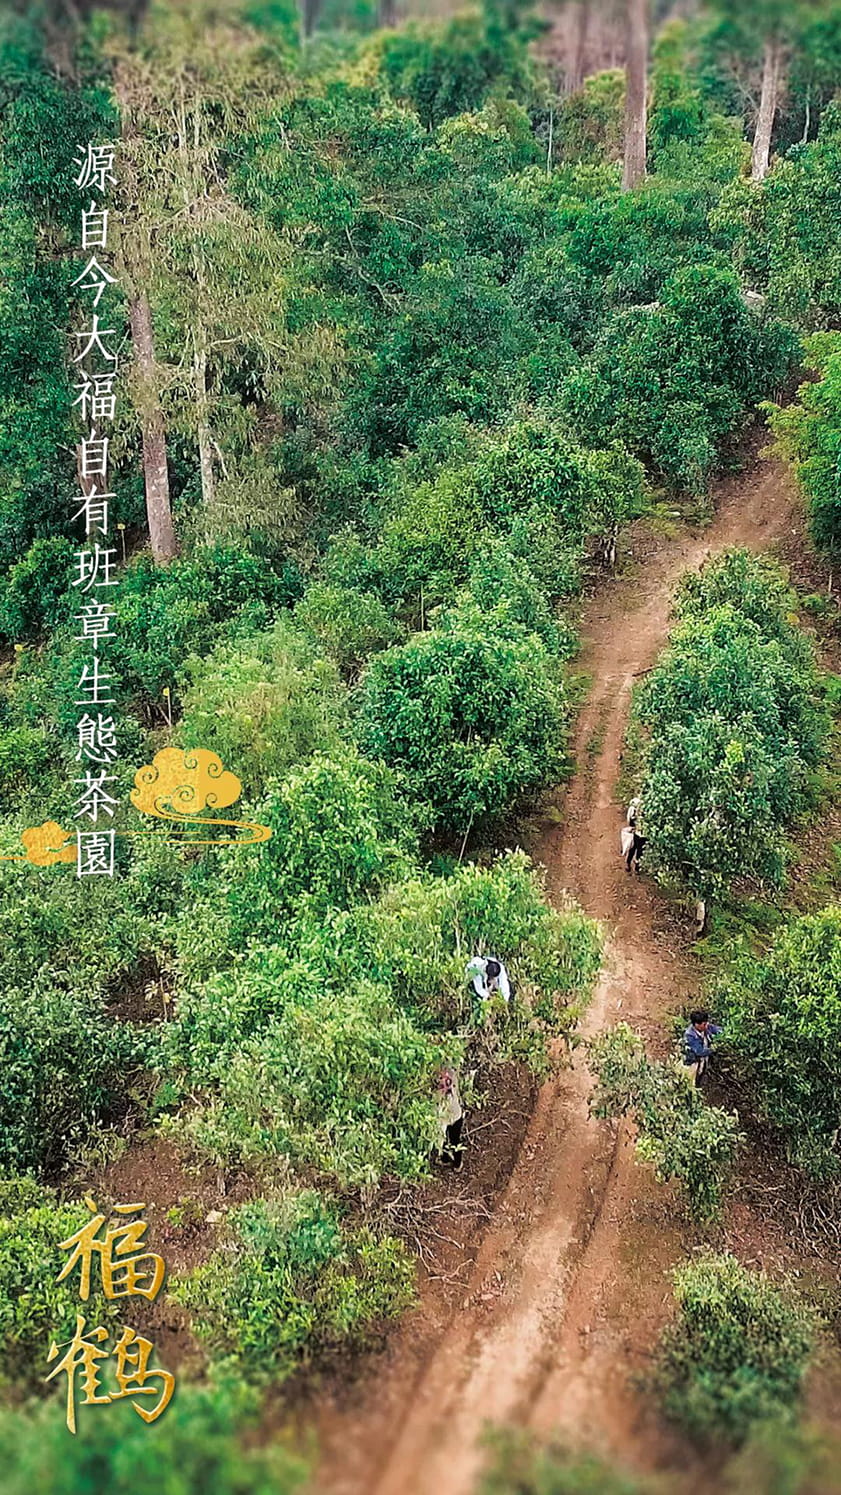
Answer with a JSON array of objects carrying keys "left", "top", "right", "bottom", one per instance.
[
  {"left": 57, "top": 1198, "right": 165, "bottom": 1302},
  {"left": 111, "top": 1326, "right": 175, "bottom": 1424},
  {"left": 45, "top": 1313, "right": 111, "bottom": 1434}
]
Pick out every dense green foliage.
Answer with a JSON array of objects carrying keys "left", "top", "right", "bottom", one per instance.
[
  {"left": 562, "top": 265, "right": 797, "bottom": 493},
  {"left": 589, "top": 1024, "right": 743, "bottom": 1223},
  {"left": 0, "top": 1384, "right": 309, "bottom": 1494},
  {"left": 478, "top": 1428, "right": 649, "bottom": 1495},
  {"left": 718, "top": 104, "right": 841, "bottom": 328},
  {"left": 162, "top": 850, "right": 602, "bottom": 1186},
  {"left": 170, "top": 1192, "right": 414, "bottom": 1383},
  {"left": 358, "top": 604, "right": 567, "bottom": 832},
  {"left": 716, "top": 906, "right": 841, "bottom": 1176},
  {"left": 633, "top": 550, "right": 830, "bottom": 898},
  {"left": 657, "top": 1253, "right": 816, "bottom": 1445},
  {"left": 768, "top": 336, "right": 841, "bottom": 561},
  {"left": 0, "top": 981, "right": 149, "bottom": 1176},
  {"left": 0, "top": 1187, "right": 114, "bottom": 1395}
]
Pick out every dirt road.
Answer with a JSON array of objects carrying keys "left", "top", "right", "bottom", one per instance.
[{"left": 316, "top": 451, "right": 801, "bottom": 1495}]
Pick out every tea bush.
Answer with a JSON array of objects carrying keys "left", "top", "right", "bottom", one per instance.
[
  {"left": 478, "top": 1427, "right": 650, "bottom": 1495},
  {"left": 0, "top": 1383, "right": 309, "bottom": 1495},
  {"left": 561, "top": 267, "right": 798, "bottom": 493},
  {"left": 357, "top": 603, "right": 568, "bottom": 832},
  {"left": 768, "top": 340, "right": 841, "bottom": 563},
  {"left": 657, "top": 1253, "right": 816, "bottom": 1445},
  {"left": 163, "top": 852, "right": 601, "bottom": 1185},
  {"left": 634, "top": 551, "right": 830, "bottom": 897},
  {"left": 0, "top": 1188, "right": 114, "bottom": 1395},
  {"left": 177, "top": 619, "right": 347, "bottom": 794},
  {"left": 0, "top": 982, "right": 151, "bottom": 1176},
  {"left": 170, "top": 1193, "right": 414, "bottom": 1383},
  {"left": 223, "top": 752, "right": 420, "bottom": 937},
  {"left": 161, "top": 966, "right": 446, "bottom": 1185},
  {"left": 590, "top": 1024, "right": 743, "bottom": 1223},
  {"left": 716, "top": 907, "right": 841, "bottom": 1176}
]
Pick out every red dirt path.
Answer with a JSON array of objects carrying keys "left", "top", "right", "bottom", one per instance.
[{"left": 313, "top": 452, "right": 804, "bottom": 1495}]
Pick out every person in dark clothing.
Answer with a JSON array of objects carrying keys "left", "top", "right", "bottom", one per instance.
[
  {"left": 625, "top": 829, "right": 647, "bottom": 872},
  {"left": 683, "top": 1008, "right": 722, "bottom": 1085},
  {"left": 623, "top": 797, "right": 647, "bottom": 872},
  {"left": 437, "top": 1066, "right": 465, "bottom": 1171}
]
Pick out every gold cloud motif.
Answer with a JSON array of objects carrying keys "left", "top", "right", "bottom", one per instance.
[
  {"left": 129, "top": 747, "right": 271, "bottom": 846},
  {"left": 131, "top": 747, "right": 242, "bottom": 819},
  {"left": 20, "top": 820, "right": 76, "bottom": 866},
  {"left": 0, "top": 751, "right": 270, "bottom": 871}
]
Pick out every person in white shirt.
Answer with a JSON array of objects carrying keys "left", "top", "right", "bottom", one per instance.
[{"left": 465, "top": 955, "right": 511, "bottom": 1005}]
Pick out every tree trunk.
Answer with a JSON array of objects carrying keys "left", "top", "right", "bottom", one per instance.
[
  {"left": 752, "top": 36, "right": 782, "bottom": 182},
  {"left": 129, "top": 293, "right": 177, "bottom": 564},
  {"left": 300, "top": 0, "right": 323, "bottom": 39},
  {"left": 175, "top": 83, "right": 215, "bottom": 513},
  {"left": 622, "top": 0, "right": 648, "bottom": 191},
  {"left": 115, "top": 58, "right": 177, "bottom": 565},
  {"left": 194, "top": 340, "right": 215, "bottom": 514},
  {"left": 379, "top": 0, "right": 397, "bottom": 24},
  {"left": 567, "top": 2, "right": 590, "bottom": 94}
]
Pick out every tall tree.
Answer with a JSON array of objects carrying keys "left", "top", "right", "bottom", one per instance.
[
  {"left": 622, "top": 0, "right": 649, "bottom": 188},
  {"left": 709, "top": 1, "right": 826, "bottom": 181},
  {"left": 300, "top": 0, "right": 322, "bottom": 39},
  {"left": 752, "top": 29, "right": 784, "bottom": 179},
  {"left": 106, "top": 1, "right": 302, "bottom": 551},
  {"left": 113, "top": 56, "right": 178, "bottom": 562},
  {"left": 567, "top": 1, "right": 591, "bottom": 93}
]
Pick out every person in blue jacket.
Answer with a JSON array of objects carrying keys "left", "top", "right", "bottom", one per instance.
[{"left": 683, "top": 1008, "right": 722, "bottom": 1085}]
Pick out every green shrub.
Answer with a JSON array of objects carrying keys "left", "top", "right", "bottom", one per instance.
[
  {"left": 352, "top": 850, "right": 603, "bottom": 1033},
  {"left": 177, "top": 619, "right": 347, "bottom": 794},
  {"left": 724, "top": 1422, "right": 841, "bottom": 1495},
  {"left": 478, "top": 1427, "right": 651, "bottom": 1495},
  {"left": 716, "top": 907, "right": 841, "bottom": 1176},
  {"left": 562, "top": 266, "right": 798, "bottom": 492},
  {"left": 375, "top": 466, "right": 485, "bottom": 614},
  {"left": 162, "top": 963, "right": 446, "bottom": 1185},
  {"left": 465, "top": 418, "right": 644, "bottom": 555},
  {"left": 378, "top": 12, "right": 532, "bottom": 130},
  {"left": 656, "top": 1253, "right": 816, "bottom": 1445},
  {"left": 163, "top": 851, "right": 601, "bottom": 1184},
  {"left": 0, "top": 981, "right": 150, "bottom": 1176},
  {"left": 553, "top": 69, "right": 625, "bottom": 166},
  {"left": 295, "top": 581, "right": 402, "bottom": 676},
  {"left": 768, "top": 343, "right": 841, "bottom": 563},
  {"left": 172, "top": 750, "right": 419, "bottom": 983},
  {"left": 590, "top": 1025, "right": 743, "bottom": 1223},
  {"left": 634, "top": 551, "right": 829, "bottom": 897},
  {"left": 0, "top": 726, "right": 54, "bottom": 806},
  {"left": 0, "top": 1383, "right": 309, "bottom": 1495},
  {"left": 55, "top": 546, "right": 302, "bottom": 713},
  {"left": 0, "top": 855, "right": 164, "bottom": 993},
  {"left": 170, "top": 1193, "right": 414, "bottom": 1383},
  {"left": 0, "top": 1189, "right": 113, "bottom": 1395},
  {"left": 715, "top": 102, "right": 841, "bottom": 329},
  {"left": 357, "top": 602, "right": 568, "bottom": 832},
  {"left": 465, "top": 544, "right": 578, "bottom": 658},
  {"left": 370, "top": 420, "right": 644, "bottom": 616},
  {"left": 0, "top": 536, "right": 74, "bottom": 642},
  {"left": 675, "top": 548, "right": 807, "bottom": 644},
  {"left": 224, "top": 751, "right": 419, "bottom": 936}
]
